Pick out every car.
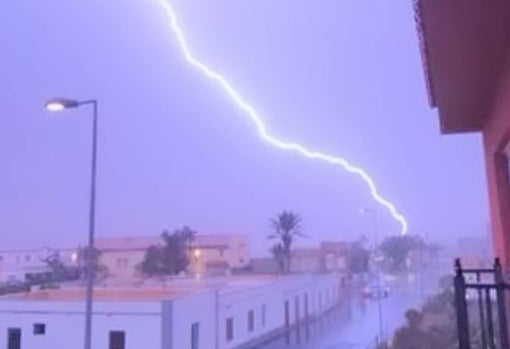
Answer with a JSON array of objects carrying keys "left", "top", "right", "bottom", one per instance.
[{"left": 362, "top": 283, "right": 390, "bottom": 299}]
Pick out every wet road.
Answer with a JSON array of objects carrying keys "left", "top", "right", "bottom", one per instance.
[{"left": 258, "top": 271, "right": 440, "bottom": 349}]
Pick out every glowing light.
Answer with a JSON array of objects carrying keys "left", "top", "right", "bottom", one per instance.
[
  {"left": 154, "top": 0, "right": 409, "bottom": 235},
  {"left": 45, "top": 102, "right": 65, "bottom": 112}
]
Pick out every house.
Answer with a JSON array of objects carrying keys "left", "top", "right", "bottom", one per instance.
[
  {"left": 94, "top": 234, "right": 251, "bottom": 280},
  {"left": 0, "top": 248, "right": 78, "bottom": 283}
]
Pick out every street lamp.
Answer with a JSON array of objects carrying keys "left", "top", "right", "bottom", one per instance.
[
  {"left": 360, "top": 208, "right": 385, "bottom": 345},
  {"left": 45, "top": 97, "right": 98, "bottom": 349}
]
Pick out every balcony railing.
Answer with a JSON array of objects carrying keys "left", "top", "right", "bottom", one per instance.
[{"left": 454, "top": 258, "right": 509, "bottom": 349}]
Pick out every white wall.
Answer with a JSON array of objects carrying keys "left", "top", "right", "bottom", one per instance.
[
  {"left": 216, "top": 273, "right": 342, "bottom": 349},
  {"left": 0, "top": 301, "right": 162, "bottom": 349},
  {"left": 164, "top": 291, "right": 217, "bottom": 349},
  {"left": 0, "top": 273, "right": 344, "bottom": 349}
]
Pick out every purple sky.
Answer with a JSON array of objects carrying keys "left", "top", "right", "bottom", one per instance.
[{"left": 0, "top": 0, "right": 489, "bottom": 255}]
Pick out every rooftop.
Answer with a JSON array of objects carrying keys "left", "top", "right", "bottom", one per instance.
[{"left": 0, "top": 274, "right": 281, "bottom": 302}]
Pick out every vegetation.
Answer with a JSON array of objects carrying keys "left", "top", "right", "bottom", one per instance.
[
  {"left": 77, "top": 246, "right": 108, "bottom": 280},
  {"left": 139, "top": 226, "right": 197, "bottom": 276},
  {"left": 268, "top": 210, "right": 302, "bottom": 272},
  {"left": 270, "top": 243, "right": 285, "bottom": 272},
  {"left": 347, "top": 239, "right": 370, "bottom": 275},
  {"left": 385, "top": 276, "right": 459, "bottom": 349},
  {"left": 379, "top": 234, "right": 427, "bottom": 272}
]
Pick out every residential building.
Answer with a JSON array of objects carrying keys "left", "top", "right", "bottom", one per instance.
[
  {"left": 0, "top": 273, "right": 343, "bottom": 349},
  {"left": 95, "top": 234, "right": 251, "bottom": 280},
  {"left": 0, "top": 248, "right": 78, "bottom": 283},
  {"left": 94, "top": 236, "right": 161, "bottom": 280},
  {"left": 290, "top": 242, "right": 350, "bottom": 273},
  {"left": 415, "top": 0, "right": 510, "bottom": 267},
  {"left": 190, "top": 234, "right": 250, "bottom": 270}
]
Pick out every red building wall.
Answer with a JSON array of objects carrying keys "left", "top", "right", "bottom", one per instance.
[{"left": 483, "top": 58, "right": 510, "bottom": 266}]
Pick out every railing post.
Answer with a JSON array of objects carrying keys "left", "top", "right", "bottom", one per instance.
[
  {"left": 494, "top": 258, "right": 509, "bottom": 349},
  {"left": 455, "top": 258, "right": 471, "bottom": 349}
]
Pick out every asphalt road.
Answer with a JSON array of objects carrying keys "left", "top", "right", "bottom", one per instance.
[{"left": 258, "top": 270, "right": 442, "bottom": 349}]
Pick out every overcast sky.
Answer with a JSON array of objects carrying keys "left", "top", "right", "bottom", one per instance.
[{"left": 0, "top": 0, "right": 489, "bottom": 255}]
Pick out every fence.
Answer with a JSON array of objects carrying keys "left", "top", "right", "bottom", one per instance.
[{"left": 454, "top": 258, "right": 509, "bottom": 349}]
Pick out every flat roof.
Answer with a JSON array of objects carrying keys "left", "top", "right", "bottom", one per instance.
[
  {"left": 1, "top": 288, "right": 188, "bottom": 302},
  {"left": 0, "top": 274, "right": 281, "bottom": 302}
]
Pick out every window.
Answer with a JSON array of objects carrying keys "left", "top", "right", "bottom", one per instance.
[
  {"left": 109, "top": 331, "right": 125, "bottom": 349},
  {"left": 33, "top": 323, "right": 45, "bottom": 335},
  {"left": 25, "top": 255, "right": 31, "bottom": 262},
  {"left": 226, "top": 318, "right": 234, "bottom": 342},
  {"left": 261, "top": 304, "right": 266, "bottom": 326},
  {"left": 191, "top": 322, "right": 199, "bottom": 349},
  {"left": 247, "top": 310, "right": 254, "bottom": 332},
  {"left": 116, "top": 258, "right": 128, "bottom": 268},
  {"left": 304, "top": 293, "right": 309, "bottom": 318},
  {"left": 284, "top": 300, "right": 290, "bottom": 328},
  {"left": 0, "top": 255, "right": 4, "bottom": 262},
  {"left": 7, "top": 328, "right": 21, "bottom": 349}
]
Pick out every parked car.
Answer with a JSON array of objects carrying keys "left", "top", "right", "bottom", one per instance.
[{"left": 362, "top": 283, "right": 390, "bottom": 299}]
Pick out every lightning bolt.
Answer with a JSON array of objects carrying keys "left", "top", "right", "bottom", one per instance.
[{"left": 154, "top": 0, "right": 409, "bottom": 235}]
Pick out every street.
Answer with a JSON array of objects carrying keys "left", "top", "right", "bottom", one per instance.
[{"left": 258, "top": 271, "right": 440, "bottom": 349}]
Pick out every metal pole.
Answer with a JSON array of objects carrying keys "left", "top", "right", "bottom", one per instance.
[
  {"left": 494, "top": 258, "right": 509, "bottom": 349},
  {"left": 370, "top": 210, "right": 385, "bottom": 344},
  {"left": 454, "top": 258, "right": 471, "bottom": 349},
  {"left": 84, "top": 100, "right": 98, "bottom": 349}
]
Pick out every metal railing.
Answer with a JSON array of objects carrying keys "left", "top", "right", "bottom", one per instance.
[{"left": 454, "top": 258, "right": 509, "bottom": 349}]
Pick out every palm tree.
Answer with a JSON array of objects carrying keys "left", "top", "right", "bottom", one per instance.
[
  {"left": 268, "top": 210, "right": 302, "bottom": 272},
  {"left": 270, "top": 243, "right": 285, "bottom": 272}
]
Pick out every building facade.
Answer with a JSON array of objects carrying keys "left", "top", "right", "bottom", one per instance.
[
  {"left": 0, "top": 273, "right": 342, "bottom": 349},
  {"left": 0, "top": 248, "right": 78, "bottom": 283},
  {"left": 95, "top": 234, "right": 251, "bottom": 280},
  {"left": 415, "top": 0, "right": 510, "bottom": 266},
  {"left": 290, "top": 242, "right": 349, "bottom": 273}
]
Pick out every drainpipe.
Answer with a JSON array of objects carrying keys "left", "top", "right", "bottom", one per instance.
[{"left": 215, "top": 289, "right": 220, "bottom": 349}]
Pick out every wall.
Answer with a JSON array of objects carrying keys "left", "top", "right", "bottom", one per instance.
[
  {"left": 100, "top": 250, "right": 146, "bottom": 279},
  {"left": 193, "top": 234, "right": 251, "bottom": 270},
  {"left": 0, "top": 301, "right": 162, "bottom": 349},
  {"left": 483, "top": 55, "right": 510, "bottom": 266},
  {"left": 164, "top": 291, "right": 217, "bottom": 349},
  {"left": 217, "top": 273, "right": 342, "bottom": 349}
]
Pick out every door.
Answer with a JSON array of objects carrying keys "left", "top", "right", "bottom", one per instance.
[{"left": 7, "top": 328, "right": 21, "bottom": 349}]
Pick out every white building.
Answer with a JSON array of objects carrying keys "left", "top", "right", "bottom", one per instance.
[
  {"left": 0, "top": 273, "right": 342, "bottom": 349},
  {"left": 0, "top": 248, "right": 78, "bottom": 283}
]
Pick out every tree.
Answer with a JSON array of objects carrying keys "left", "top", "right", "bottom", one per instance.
[
  {"left": 380, "top": 235, "right": 425, "bottom": 272},
  {"left": 77, "top": 246, "right": 108, "bottom": 280},
  {"left": 270, "top": 243, "right": 285, "bottom": 272},
  {"left": 140, "top": 226, "right": 197, "bottom": 276},
  {"left": 138, "top": 245, "right": 166, "bottom": 276},
  {"left": 268, "top": 210, "right": 302, "bottom": 272},
  {"left": 347, "top": 241, "right": 370, "bottom": 274}
]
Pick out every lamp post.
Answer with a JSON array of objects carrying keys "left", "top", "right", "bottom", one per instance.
[
  {"left": 45, "top": 97, "right": 98, "bottom": 349},
  {"left": 359, "top": 208, "right": 385, "bottom": 345}
]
